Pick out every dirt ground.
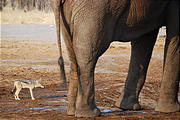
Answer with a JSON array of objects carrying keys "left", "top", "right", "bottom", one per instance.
[
  {"left": 0, "top": 7, "right": 55, "bottom": 24},
  {"left": 0, "top": 35, "right": 180, "bottom": 120}
]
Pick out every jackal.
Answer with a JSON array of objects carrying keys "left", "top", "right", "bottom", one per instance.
[{"left": 11, "top": 80, "right": 44, "bottom": 100}]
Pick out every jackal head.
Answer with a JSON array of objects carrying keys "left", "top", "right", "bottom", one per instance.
[{"left": 35, "top": 81, "right": 44, "bottom": 88}]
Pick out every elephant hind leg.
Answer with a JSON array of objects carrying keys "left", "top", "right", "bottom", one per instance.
[
  {"left": 74, "top": 56, "right": 101, "bottom": 117},
  {"left": 115, "top": 29, "right": 159, "bottom": 110},
  {"left": 73, "top": 39, "right": 101, "bottom": 117},
  {"left": 72, "top": 26, "right": 110, "bottom": 118}
]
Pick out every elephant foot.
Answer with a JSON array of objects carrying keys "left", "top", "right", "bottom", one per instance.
[
  {"left": 120, "top": 101, "right": 141, "bottom": 110},
  {"left": 115, "top": 95, "right": 141, "bottom": 110},
  {"left": 67, "top": 106, "right": 75, "bottom": 116},
  {"left": 75, "top": 107, "right": 101, "bottom": 117},
  {"left": 155, "top": 100, "right": 180, "bottom": 113}
]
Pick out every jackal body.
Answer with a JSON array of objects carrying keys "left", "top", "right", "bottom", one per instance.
[{"left": 11, "top": 80, "right": 44, "bottom": 100}]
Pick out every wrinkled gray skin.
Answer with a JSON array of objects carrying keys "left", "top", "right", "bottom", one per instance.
[{"left": 50, "top": 0, "right": 179, "bottom": 117}]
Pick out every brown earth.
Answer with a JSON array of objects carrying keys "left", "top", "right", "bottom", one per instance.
[{"left": 0, "top": 37, "right": 180, "bottom": 120}]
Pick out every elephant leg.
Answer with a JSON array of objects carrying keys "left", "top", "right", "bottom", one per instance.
[
  {"left": 155, "top": 2, "right": 180, "bottom": 112},
  {"left": 73, "top": 37, "right": 103, "bottom": 117},
  {"left": 72, "top": 23, "right": 104, "bottom": 117},
  {"left": 67, "top": 7, "right": 112, "bottom": 117},
  {"left": 115, "top": 29, "right": 159, "bottom": 110},
  {"left": 155, "top": 36, "right": 180, "bottom": 112},
  {"left": 75, "top": 57, "right": 100, "bottom": 117}
]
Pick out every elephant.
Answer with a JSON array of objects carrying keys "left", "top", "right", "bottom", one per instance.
[{"left": 50, "top": 0, "right": 179, "bottom": 117}]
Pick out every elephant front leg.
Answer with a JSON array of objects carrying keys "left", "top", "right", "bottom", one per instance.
[
  {"left": 155, "top": 2, "right": 180, "bottom": 112},
  {"left": 155, "top": 36, "right": 180, "bottom": 112},
  {"left": 115, "top": 29, "right": 158, "bottom": 110}
]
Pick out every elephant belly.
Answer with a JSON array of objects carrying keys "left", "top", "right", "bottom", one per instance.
[
  {"left": 113, "top": 21, "right": 163, "bottom": 42},
  {"left": 113, "top": 1, "right": 167, "bottom": 42}
]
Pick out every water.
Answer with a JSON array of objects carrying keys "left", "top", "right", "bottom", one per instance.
[
  {"left": 1, "top": 24, "right": 166, "bottom": 41},
  {"left": 103, "top": 109, "right": 112, "bottom": 112},
  {"left": 51, "top": 105, "right": 67, "bottom": 113},
  {"left": 0, "top": 106, "right": 67, "bottom": 112},
  {"left": 1, "top": 24, "right": 57, "bottom": 42},
  {"left": 29, "top": 107, "right": 51, "bottom": 111},
  {"left": 137, "top": 110, "right": 156, "bottom": 114}
]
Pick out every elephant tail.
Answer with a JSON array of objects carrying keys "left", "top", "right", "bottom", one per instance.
[{"left": 51, "top": 0, "right": 66, "bottom": 84}]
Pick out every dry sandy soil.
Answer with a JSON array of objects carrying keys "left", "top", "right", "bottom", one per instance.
[{"left": 0, "top": 37, "right": 180, "bottom": 120}]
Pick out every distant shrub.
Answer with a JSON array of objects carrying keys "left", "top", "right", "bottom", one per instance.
[{"left": 1, "top": 0, "right": 51, "bottom": 13}]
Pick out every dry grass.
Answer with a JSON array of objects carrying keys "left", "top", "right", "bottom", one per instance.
[{"left": 0, "top": 7, "right": 55, "bottom": 24}]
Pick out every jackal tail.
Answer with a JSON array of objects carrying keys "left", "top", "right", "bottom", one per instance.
[{"left": 11, "top": 84, "right": 16, "bottom": 95}]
